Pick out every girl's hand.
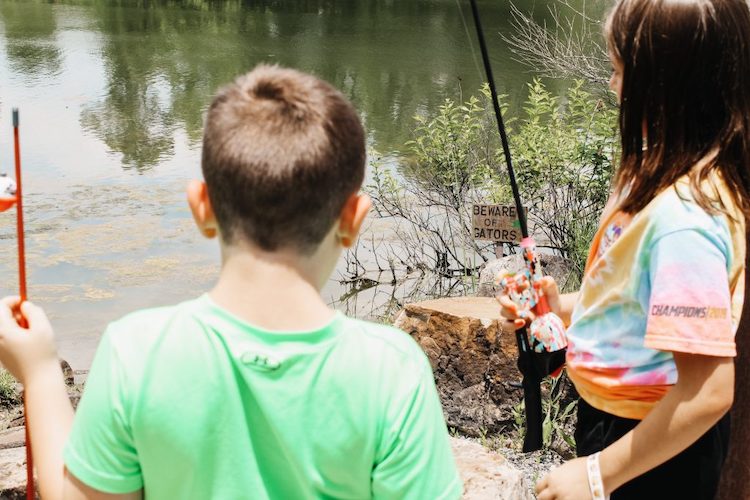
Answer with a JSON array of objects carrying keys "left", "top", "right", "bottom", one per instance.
[
  {"left": 535, "top": 457, "right": 593, "bottom": 500},
  {"left": 0, "top": 296, "right": 58, "bottom": 386},
  {"left": 496, "top": 275, "right": 562, "bottom": 331},
  {"left": 534, "top": 276, "right": 562, "bottom": 317}
]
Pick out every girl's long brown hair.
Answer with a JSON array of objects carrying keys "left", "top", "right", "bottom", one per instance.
[{"left": 607, "top": 0, "right": 750, "bottom": 218}]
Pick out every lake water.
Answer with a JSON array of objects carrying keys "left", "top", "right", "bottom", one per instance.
[{"left": 0, "top": 0, "right": 606, "bottom": 368}]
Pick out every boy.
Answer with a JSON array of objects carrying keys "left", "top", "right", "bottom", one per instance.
[{"left": 0, "top": 65, "right": 462, "bottom": 499}]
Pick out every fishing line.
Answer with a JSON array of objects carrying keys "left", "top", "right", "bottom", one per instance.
[
  {"left": 466, "top": 0, "right": 528, "bottom": 237},
  {"left": 454, "top": 0, "right": 484, "bottom": 89}
]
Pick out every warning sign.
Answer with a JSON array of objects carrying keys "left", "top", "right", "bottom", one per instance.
[{"left": 472, "top": 204, "right": 524, "bottom": 243}]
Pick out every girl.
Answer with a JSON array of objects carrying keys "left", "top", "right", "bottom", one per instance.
[{"left": 501, "top": 0, "right": 750, "bottom": 498}]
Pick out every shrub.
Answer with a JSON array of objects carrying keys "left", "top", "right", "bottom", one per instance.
[
  {"left": 363, "top": 90, "right": 503, "bottom": 284},
  {"left": 359, "top": 78, "right": 618, "bottom": 292},
  {"left": 514, "top": 78, "right": 618, "bottom": 289},
  {"left": 0, "top": 369, "right": 19, "bottom": 408}
]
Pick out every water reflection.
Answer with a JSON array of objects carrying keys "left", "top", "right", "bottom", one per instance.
[
  {"left": 331, "top": 271, "right": 473, "bottom": 322},
  {"left": 2, "top": 0, "right": 566, "bottom": 172},
  {"left": 0, "top": 2, "right": 62, "bottom": 83}
]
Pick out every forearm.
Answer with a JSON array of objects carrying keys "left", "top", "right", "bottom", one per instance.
[
  {"left": 599, "top": 357, "right": 733, "bottom": 493},
  {"left": 25, "top": 361, "right": 75, "bottom": 500}
]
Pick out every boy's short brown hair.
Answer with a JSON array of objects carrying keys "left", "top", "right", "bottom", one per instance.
[{"left": 202, "top": 65, "right": 366, "bottom": 253}]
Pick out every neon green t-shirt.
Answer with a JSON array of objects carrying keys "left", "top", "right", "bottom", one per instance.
[{"left": 63, "top": 295, "right": 461, "bottom": 499}]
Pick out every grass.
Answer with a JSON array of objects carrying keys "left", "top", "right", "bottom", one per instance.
[
  {"left": 510, "top": 374, "right": 578, "bottom": 458},
  {"left": 0, "top": 369, "right": 20, "bottom": 408}
]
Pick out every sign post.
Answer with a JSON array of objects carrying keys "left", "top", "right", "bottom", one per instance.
[{"left": 471, "top": 204, "right": 524, "bottom": 244}]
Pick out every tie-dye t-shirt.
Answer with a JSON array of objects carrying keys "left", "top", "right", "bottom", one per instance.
[{"left": 566, "top": 175, "right": 746, "bottom": 420}]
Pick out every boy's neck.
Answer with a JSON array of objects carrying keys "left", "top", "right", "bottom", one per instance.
[{"left": 209, "top": 247, "right": 335, "bottom": 332}]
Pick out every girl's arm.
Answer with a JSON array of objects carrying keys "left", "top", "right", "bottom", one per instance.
[
  {"left": 535, "top": 352, "right": 734, "bottom": 500},
  {"left": 600, "top": 352, "right": 733, "bottom": 492}
]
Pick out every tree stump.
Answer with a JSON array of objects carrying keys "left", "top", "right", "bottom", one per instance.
[{"left": 394, "top": 297, "right": 522, "bottom": 436}]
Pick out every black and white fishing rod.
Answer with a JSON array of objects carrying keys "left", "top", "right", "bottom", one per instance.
[{"left": 466, "top": 0, "right": 568, "bottom": 452}]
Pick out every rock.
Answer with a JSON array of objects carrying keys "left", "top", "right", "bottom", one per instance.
[
  {"left": 0, "top": 438, "right": 534, "bottom": 499},
  {"left": 451, "top": 437, "right": 533, "bottom": 499},
  {"left": 477, "top": 253, "right": 524, "bottom": 299},
  {"left": 0, "top": 447, "right": 30, "bottom": 499},
  {"left": 502, "top": 447, "right": 566, "bottom": 495},
  {"left": 60, "top": 359, "right": 74, "bottom": 387},
  {"left": 477, "top": 254, "right": 572, "bottom": 298},
  {"left": 394, "top": 297, "right": 521, "bottom": 436},
  {"left": 8, "top": 415, "right": 24, "bottom": 429},
  {"left": 0, "top": 427, "right": 25, "bottom": 450}
]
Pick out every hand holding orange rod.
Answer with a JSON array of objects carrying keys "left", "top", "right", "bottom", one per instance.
[{"left": 12, "top": 107, "right": 34, "bottom": 500}]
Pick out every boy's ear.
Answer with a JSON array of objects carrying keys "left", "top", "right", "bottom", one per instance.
[
  {"left": 186, "top": 180, "right": 218, "bottom": 239},
  {"left": 337, "top": 192, "right": 371, "bottom": 248}
]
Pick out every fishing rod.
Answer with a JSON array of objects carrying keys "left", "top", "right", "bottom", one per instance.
[
  {"left": 0, "top": 109, "right": 35, "bottom": 498},
  {"left": 14, "top": 108, "right": 34, "bottom": 500},
  {"left": 13, "top": 110, "right": 28, "bottom": 311},
  {"left": 467, "top": 0, "right": 568, "bottom": 452}
]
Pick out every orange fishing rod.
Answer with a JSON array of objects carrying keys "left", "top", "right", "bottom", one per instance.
[
  {"left": 12, "top": 108, "right": 34, "bottom": 500},
  {"left": 13, "top": 110, "right": 27, "bottom": 306}
]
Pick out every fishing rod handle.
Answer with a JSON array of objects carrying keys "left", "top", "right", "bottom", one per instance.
[{"left": 515, "top": 327, "right": 544, "bottom": 452}]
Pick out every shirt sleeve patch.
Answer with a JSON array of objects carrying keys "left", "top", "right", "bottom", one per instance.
[{"left": 646, "top": 229, "right": 736, "bottom": 357}]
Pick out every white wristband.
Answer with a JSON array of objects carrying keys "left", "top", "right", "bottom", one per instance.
[{"left": 586, "top": 452, "right": 610, "bottom": 500}]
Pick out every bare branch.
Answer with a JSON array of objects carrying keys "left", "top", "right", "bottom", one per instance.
[{"left": 503, "top": 1, "right": 611, "bottom": 98}]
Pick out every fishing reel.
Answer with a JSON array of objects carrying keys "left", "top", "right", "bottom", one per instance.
[{"left": 496, "top": 238, "right": 568, "bottom": 376}]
